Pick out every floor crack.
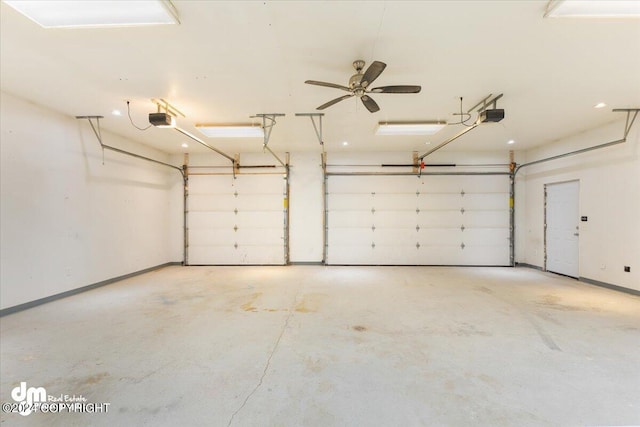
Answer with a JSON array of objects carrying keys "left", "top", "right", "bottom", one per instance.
[{"left": 227, "top": 284, "right": 302, "bottom": 427}]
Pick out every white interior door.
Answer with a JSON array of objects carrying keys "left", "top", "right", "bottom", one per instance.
[
  {"left": 545, "top": 180, "right": 580, "bottom": 278},
  {"left": 188, "top": 174, "right": 286, "bottom": 265},
  {"left": 326, "top": 175, "right": 510, "bottom": 265}
]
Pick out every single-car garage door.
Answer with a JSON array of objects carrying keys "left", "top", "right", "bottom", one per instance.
[
  {"left": 188, "top": 174, "right": 286, "bottom": 265},
  {"left": 326, "top": 174, "right": 509, "bottom": 265}
]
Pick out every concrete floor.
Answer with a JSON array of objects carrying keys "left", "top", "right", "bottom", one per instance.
[{"left": 1, "top": 266, "right": 639, "bottom": 426}]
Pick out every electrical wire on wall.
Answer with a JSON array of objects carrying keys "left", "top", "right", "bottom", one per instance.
[{"left": 127, "top": 101, "right": 152, "bottom": 131}]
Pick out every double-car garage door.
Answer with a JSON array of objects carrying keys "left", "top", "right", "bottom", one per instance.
[{"left": 326, "top": 174, "right": 510, "bottom": 265}]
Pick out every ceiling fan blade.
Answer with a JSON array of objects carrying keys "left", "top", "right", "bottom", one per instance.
[
  {"left": 361, "top": 95, "right": 380, "bottom": 113},
  {"left": 361, "top": 61, "right": 387, "bottom": 87},
  {"left": 317, "top": 94, "right": 354, "bottom": 110},
  {"left": 305, "top": 80, "right": 351, "bottom": 92},
  {"left": 370, "top": 85, "right": 422, "bottom": 94}
]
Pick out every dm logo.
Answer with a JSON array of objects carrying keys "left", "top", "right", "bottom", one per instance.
[{"left": 11, "top": 382, "right": 46, "bottom": 416}]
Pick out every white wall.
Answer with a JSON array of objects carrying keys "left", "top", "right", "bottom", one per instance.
[
  {"left": 289, "top": 152, "right": 323, "bottom": 263},
  {"left": 517, "top": 119, "right": 640, "bottom": 291},
  {"left": 0, "top": 92, "right": 182, "bottom": 310}
]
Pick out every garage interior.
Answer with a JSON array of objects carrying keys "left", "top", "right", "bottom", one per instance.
[{"left": 1, "top": 1, "right": 639, "bottom": 426}]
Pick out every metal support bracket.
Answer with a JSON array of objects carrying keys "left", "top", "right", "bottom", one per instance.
[
  {"left": 252, "top": 113, "right": 286, "bottom": 147},
  {"left": 613, "top": 108, "right": 639, "bottom": 139},
  {"left": 514, "top": 108, "right": 639, "bottom": 175},
  {"left": 173, "top": 127, "right": 236, "bottom": 168},
  {"left": 296, "top": 113, "right": 325, "bottom": 148},
  {"left": 75, "top": 115, "right": 184, "bottom": 176},
  {"left": 251, "top": 113, "right": 287, "bottom": 168}
]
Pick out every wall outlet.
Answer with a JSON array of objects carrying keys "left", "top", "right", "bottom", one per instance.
[{"left": 624, "top": 266, "right": 631, "bottom": 272}]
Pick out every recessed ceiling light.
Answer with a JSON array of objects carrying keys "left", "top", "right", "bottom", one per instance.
[
  {"left": 195, "top": 124, "right": 264, "bottom": 138},
  {"left": 181, "top": 143, "right": 188, "bottom": 148},
  {"left": 507, "top": 139, "right": 515, "bottom": 145},
  {"left": 376, "top": 122, "right": 447, "bottom": 136},
  {"left": 111, "top": 109, "right": 122, "bottom": 116},
  {"left": 342, "top": 141, "right": 349, "bottom": 146},
  {"left": 594, "top": 102, "right": 607, "bottom": 109},
  {"left": 4, "top": 0, "right": 180, "bottom": 28},
  {"left": 425, "top": 141, "right": 431, "bottom": 145},
  {"left": 545, "top": 0, "right": 640, "bottom": 18}
]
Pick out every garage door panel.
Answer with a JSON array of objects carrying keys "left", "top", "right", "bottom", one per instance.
[
  {"left": 372, "top": 194, "right": 419, "bottom": 209},
  {"left": 416, "top": 246, "right": 464, "bottom": 264},
  {"left": 189, "top": 229, "right": 236, "bottom": 245},
  {"left": 189, "top": 245, "right": 284, "bottom": 265},
  {"left": 370, "top": 247, "right": 418, "bottom": 265},
  {"left": 418, "top": 228, "right": 461, "bottom": 242},
  {"left": 328, "top": 194, "right": 369, "bottom": 210},
  {"left": 188, "top": 177, "right": 238, "bottom": 193},
  {"left": 458, "top": 246, "right": 509, "bottom": 265},
  {"left": 236, "top": 195, "right": 283, "bottom": 211},
  {"left": 188, "top": 194, "right": 235, "bottom": 210},
  {"left": 328, "top": 211, "right": 371, "bottom": 227},
  {"left": 462, "top": 210, "right": 509, "bottom": 228},
  {"left": 373, "top": 230, "right": 417, "bottom": 246},
  {"left": 327, "top": 245, "right": 374, "bottom": 264},
  {"left": 235, "top": 211, "right": 283, "bottom": 226},
  {"left": 417, "top": 193, "right": 461, "bottom": 209},
  {"left": 188, "top": 211, "right": 236, "bottom": 228},
  {"left": 418, "top": 211, "right": 463, "bottom": 227},
  {"left": 328, "top": 228, "right": 372, "bottom": 246},
  {"left": 373, "top": 211, "right": 419, "bottom": 227},
  {"left": 329, "top": 176, "right": 403, "bottom": 193},
  {"left": 235, "top": 228, "right": 284, "bottom": 244},
  {"left": 455, "top": 176, "right": 508, "bottom": 193},
  {"left": 462, "top": 193, "right": 508, "bottom": 210},
  {"left": 462, "top": 228, "right": 510, "bottom": 246}
]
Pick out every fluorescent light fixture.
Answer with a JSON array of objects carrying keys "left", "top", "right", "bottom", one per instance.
[
  {"left": 376, "top": 122, "right": 447, "bottom": 136},
  {"left": 342, "top": 141, "right": 349, "bottom": 146},
  {"left": 195, "top": 124, "right": 264, "bottom": 138},
  {"left": 594, "top": 102, "right": 607, "bottom": 109},
  {"left": 181, "top": 143, "right": 188, "bottom": 148},
  {"left": 4, "top": 0, "right": 179, "bottom": 28},
  {"left": 111, "top": 109, "right": 122, "bottom": 116},
  {"left": 545, "top": 1, "right": 640, "bottom": 18},
  {"left": 507, "top": 139, "right": 515, "bottom": 145}
]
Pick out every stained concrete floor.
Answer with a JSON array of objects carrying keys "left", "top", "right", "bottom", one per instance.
[{"left": 1, "top": 266, "right": 639, "bottom": 426}]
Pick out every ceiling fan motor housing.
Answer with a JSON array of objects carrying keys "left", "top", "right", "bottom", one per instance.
[
  {"left": 350, "top": 60, "right": 366, "bottom": 92},
  {"left": 350, "top": 74, "right": 364, "bottom": 93}
]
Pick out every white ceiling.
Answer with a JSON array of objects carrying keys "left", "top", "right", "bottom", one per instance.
[{"left": 1, "top": 1, "right": 639, "bottom": 155}]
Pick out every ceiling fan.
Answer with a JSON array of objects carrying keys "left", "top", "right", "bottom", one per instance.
[{"left": 305, "top": 60, "right": 421, "bottom": 113}]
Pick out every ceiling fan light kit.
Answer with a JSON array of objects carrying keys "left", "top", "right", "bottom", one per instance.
[{"left": 305, "top": 60, "right": 421, "bottom": 113}]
